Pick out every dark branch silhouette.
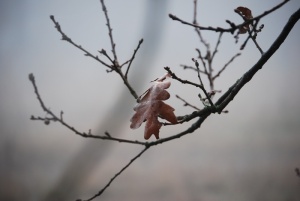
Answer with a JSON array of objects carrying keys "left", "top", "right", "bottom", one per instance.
[
  {"left": 29, "top": 0, "right": 299, "bottom": 200},
  {"left": 169, "top": 0, "right": 290, "bottom": 33}
]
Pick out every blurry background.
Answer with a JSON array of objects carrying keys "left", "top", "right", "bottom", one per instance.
[{"left": 0, "top": 0, "right": 299, "bottom": 201}]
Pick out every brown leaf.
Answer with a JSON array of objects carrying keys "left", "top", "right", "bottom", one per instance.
[
  {"left": 235, "top": 6, "right": 253, "bottom": 34},
  {"left": 130, "top": 73, "right": 177, "bottom": 140},
  {"left": 236, "top": 7, "right": 253, "bottom": 19}
]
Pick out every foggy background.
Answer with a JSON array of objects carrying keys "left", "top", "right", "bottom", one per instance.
[{"left": 0, "top": 0, "right": 299, "bottom": 201}]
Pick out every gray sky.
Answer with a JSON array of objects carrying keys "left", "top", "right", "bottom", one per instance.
[{"left": 0, "top": 0, "right": 300, "bottom": 201}]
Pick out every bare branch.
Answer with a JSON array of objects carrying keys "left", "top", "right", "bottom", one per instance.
[
  {"left": 180, "top": 64, "right": 206, "bottom": 74},
  {"left": 211, "top": 33, "right": 223, "bottom": 60},
  {"left": 99, "top": 49, "right": 114, "bottom": 64},
  {"left": 213, "top": 53, "right": 241, "bottom": 80},
  {"left": 195, "top": 48, "right": 208, "bottom": 74},
  {"left": 169, "top": 0, "right": 290, "bottom": 33},
  {"left": 149, "top": 6, "right": 300, "bottom": 147},
  {"left": 176, "top": 94, "right": 201, "bottom": 111},
  {"left": 117, "top": 70, "right": 139, "bottom": 99},
  {"left": 125, "top": 38, "right": 144, "bottom": 79},
  {"left": 82, "top": 146, "right": 149, "bottom": 201},
  {"left": 216, "top": 8, "right": 300, "bottom": 112},
  {"left": 30, "top": 2, "right": 298, "bottom": 200},
  {"left": 180, "top": 64, "right": 196, "bottom": 71},
  {"left": 150, "top": 114, "right": 210, "bottom": 146},
  {"left": 51, "top": 6, "right": 139, "bottom": 102},
  {"left": 169, "top": 13, "right": 231, "bottom": 33},
  {"left": 99, "top": 0, "right": 118, "bottom": 65},
  {"left": 193, "top": 0, "right": 209, "bottom": 48},
  {"left": 28, "top": 73, "right": 145, "bottom": 146},
  {"left": 192, "top": 59, "right": 215, "bottom": 107},
  {"left": 193, "top": 58, "right": 205, "bottom": 87},
  {"left": 49, "top": 15, "right": 111, "bottom": 69},
  {"left": 235, "top": 11, "right": 264, "bottom": 54},
  {"left": 164, "top": 66, "right": 202, "bottom": 89}
]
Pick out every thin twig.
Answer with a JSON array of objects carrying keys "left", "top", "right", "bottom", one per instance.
[
  {"left": 195, "top": 48, "right": 208, "bottom": 74},
  {"left": 164, "top": 66, "right": 202, "bottom": 88},
  {"left": 180, "top": 64, "right": 206, "bottom": 74},
  {"left": 165, "top": 65, "right": 215, "bottom": 108},
  {"left": 235, "top": 11, "right": 264, "bottom": 54},
  {"left": 193, "top": 0, "right": 209, "bottom": 48},
  {"left": 176, "top": 95, "right": 201, "bottom": 110},
  {"left": 248, "top": 21, "right": 264, "bottom": 54},
  {"left": 100, "top": 0, "right": 118, "bottom": 65},
  {"left": 205, "top": 33, "right": 224, "bottom": 90},
  {"left": 150, "top": 114, "right": 210, "bottom": 146},
  {"left": 211, "top": 32, "right": 223, "bottom": 60},
  {"left": 216, "top": 8, "right": 300, "bottom": 112},
  {"left": 206, "top": 51, "right": 213, "bottom": 87},
  {"left": 116, "top": 69, "right": 139, "bottom": 99},
  {"left": 49, "top": 15, "right": 111, "bottom": 69},
  {"left": 193, "top": 59, "right": 205, "bottom": 89},
  {"left": 169, "top": 13, "right": 230, "bottom": 32},
  {"left": 82, "top": 146, "right": 149, "bottom": 201},
  {"left": 99, "top": 49, "right": 114, "bottom": 64},
  {"left": 51, "top": 7, "right": 138, "bottom": 100},
  {"left": 98, "top": 0, "right": 139, "bottom": 99},
  {"left": 120, "top": 60, "right": 130, "bottom": 67},
  {"left": 180, "top": 65, "right": 196, "bottom": 71},
  {"left": 169, "top": 0, "right": 290, "bottom": 33},
  {"left": 125, "top": 38, "right": 144, "bottom": 79},
  {"left": 251, "top": 37, "right": 264, "bottom": 54},
  {"left": 149, "top": 6, "right": 300, "bottom": 145},
  {"left": 28, "top": 73, "right": 145, "bottom": 146},
  {"left": 240, "top": 23, "right": 264, "bottom": 53},
  {"left": 213, "top": 53, "right": 241, "bottom": 80},
  {"left": 192, "top": 59, "right": 215, "bottom": 107}
]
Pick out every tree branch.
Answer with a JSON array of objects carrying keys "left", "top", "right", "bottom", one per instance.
[
  {"left": 169, "top": 0, "right": 290, "bottom": 33},
  {"left": 211, "top": 32, "right": 223, "bottom": 60},
  {"left": 28, "top": 73, "right": 145, "bottom": 146},
  {"left": 149, "top": 6, "right": 300, "bottom": 147},
  {"left": 81, "top": 146, "right": 149, "bottom": 201},
  {"left": 30, "top": 3, "right": 299, "bottom": 201},
  {"left": 193, "top": 0, "right": 210, "bottom": 48},
  {"left": 176, "top": 94, "right": 201, "bottom": 111},
  {"left": 99, "top": 0, "right": 118, "bottom": 65},
  {"left": 216, "top": 7, "right": 300, "bottom": 112},
  {"left": 50, "top": 15, "right": 111, "bottom": 69},
  {"left": 164, "top": 66, "right": 203, "bottom": 88},
  {"left": 213, "top": 53, "right": 241, "bottom": 80},
  {"left": 125, "top": 38, "right": 144, "bottom": 79}
]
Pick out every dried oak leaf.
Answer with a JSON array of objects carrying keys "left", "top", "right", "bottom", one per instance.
[
  {"left": 130, "top": 73, "right": 177, "bottom": 140},
  {"left": 235, "top": 6, "right": 253, "bottom": 34},
  {"left": 236, "top": 6, "right": 253, "bottom": 19}
]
